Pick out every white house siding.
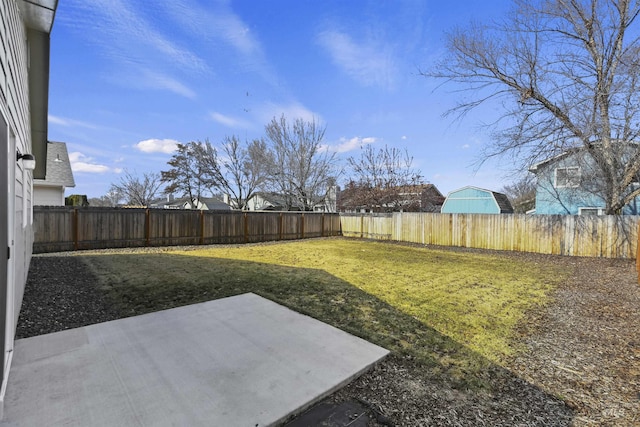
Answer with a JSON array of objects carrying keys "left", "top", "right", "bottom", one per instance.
[
  {"left": 0, "top": 0, "right": 37, "bottom": 412},
  {"left": 33, "top": 183, "right": 63, "bottom": 206}
]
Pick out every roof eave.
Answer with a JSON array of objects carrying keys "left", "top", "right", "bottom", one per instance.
[{"left": 18, "top": 0, "right": 58, "bottom": 33}]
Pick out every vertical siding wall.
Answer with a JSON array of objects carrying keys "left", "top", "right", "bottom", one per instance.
[
  {"left": 341, "top": 212, "right": 638, "bottom": 259},
  {"left": 2, "top": 0, "right": 32, "bottom": 285},
  {"left": 1, "top": 0, "right": 36, "bottom": 395},
  {"left": 33, "top": 207, "right": 342, "bottom": 253}
]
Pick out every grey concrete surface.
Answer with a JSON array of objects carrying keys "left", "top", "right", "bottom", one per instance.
[{"left": 0, "top": 293, "right": 388, "bottom": 426}]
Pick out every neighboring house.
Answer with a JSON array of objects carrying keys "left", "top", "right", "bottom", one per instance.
[
  {"left": 33, "top": 141, "right": 75, "bottom": 206},
  {"left": 181, "top": 197, "right": 231, "bottom": 211},
  {"left": 234, "top": 191, "right": 334, "bottom": 212},
  {"left": 244, "top": 192, "right": 293, "bottom": 211},
  {"left": 312, "top": 185, "right": 338, "bottom": 213},
  {"left": 338, "top": 183, "right": 445, "bottom": 213},
  {"left": 414, "top": 184, "right": 445, "bottom": 212},
  {"left": 0, "top": 0, "right": 57, "bottom": 412},
  {"left": 150, "top": 196, "right": 231, "bottom": 211},
  {"left": 529, "top": 148, "right": 640, "bottom": 215},
  {"left": 441, "top": 186, "right": 514, "bottom": 214}
]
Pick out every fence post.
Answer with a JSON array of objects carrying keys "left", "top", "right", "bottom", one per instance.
[
  {"left": 279, "top": 212, "right": 283, "bottom": 241},
  {"left": 637, "top": 222, "right": 640, "bottom": 283},
  {"left": 301, "top": 213, "right": 305, "bottom": 239},
  {"left": 199, "top": 210, "right": 205, "bottom": 245},
  {"left": 321, "top": 213, "right": 325, "bottom": 237},
  {"left": 244, "top": 212, "right": 249, "bottom": 243},
  {"left": 72, "top": 208, "right": 79, "bottom": 251},
  {"left": 145, "top": 209, "right": 150, "bottom": 247}
]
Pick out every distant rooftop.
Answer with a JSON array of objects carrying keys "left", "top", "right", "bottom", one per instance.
[{"left": 40, "top": 141, "right": 75, "bottom": 187}]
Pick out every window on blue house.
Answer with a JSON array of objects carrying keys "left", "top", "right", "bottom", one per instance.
[
  {"left": 555, "top": 167, "right": 581, "bottom": 187},
  {"left": 579, "top": 207, "right": 604, "bottom": 215}
]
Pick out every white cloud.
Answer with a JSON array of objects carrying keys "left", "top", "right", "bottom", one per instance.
[
  {"left": 140, "top": 70, "right": 197, "bottom": 99},
  {"left": 65, "top": 0, "right": 207, "bottom": 73},
  {"left": 48, "top": 115, "right": 70, "bottom": 126},
  {"left": 48, "top": 115, "right": 99, "bottom": 129},
  {"left": 317, "top": 29, "right": 397, "bottom": 89},
  {"left": 462, "top": 144, "right": 471, "bottom": 149},
  {"left": 163, "top": 0, "right": 261, "bottom": 57},
  {"left": 69, "top": 152, "right": 110, "bottom": 173},
  {"left": 332, "top": 136, "right": 378, "bottom": 153},
  {"left": 134, "top": 139, "right": 179, "bottom": 154},
  {"left": 401, "top": 135, "right": 407, "bottom": 140},
  {"left": 209, "top": 112, "right": 251, "bottom": 128},
  {"left": 160, "top": 0, "right": 280, "bottom": 86}
]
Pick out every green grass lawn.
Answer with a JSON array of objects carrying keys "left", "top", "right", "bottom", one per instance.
[{"left": 82, "top": 237, "right": 565, "bottom": 389}]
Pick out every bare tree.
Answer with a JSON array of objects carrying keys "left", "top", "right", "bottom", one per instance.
[
  {"left": 500, "top": 174, "right": 536, "bottom": 213},
  {"left": 88, "top": 192, "right": 120, "bottom": 207},
  {"left": 109, "top": 170, "right": 162, "bottom": 207},
  {"left": 263, "top": 115, "right": 338, "bottom": 211},
  {"left": 88, "top": 189, "right": 124, "bottom": 207},
  {"left": 161, "top": 143, "right": 208, "bottom": 205},
  {"left": 343, "top": 144, "right": 423, "bottom": 212},
  {"left": 429, "top": 0, "right": 640, "bottom": 214},
  {"left": 193, "top": 137, "right": 267, "bottom": 210}
]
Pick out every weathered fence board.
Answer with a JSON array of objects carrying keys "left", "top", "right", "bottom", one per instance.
[
  {"left": 77, "top": 208, "right": 147, "bottom": 249},
  {"left": 149, "top": 209, "right": 201, "bottom": 247},
  {"left": 201, "top": 211, "right": 245, "bottom": 244},
  {"left": 33, "top": 207, "right": 341, "bottom": 253},
  {"left": 340, "top": 212, "right": 639, "bottom": 259},
  {"left": 34, "top": 208, "right": 76, "bottom": 252}
]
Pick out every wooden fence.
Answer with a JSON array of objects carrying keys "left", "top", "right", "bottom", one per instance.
[
  {"left": 340, "top": 212, "right": 639, "bottom": 259},
  {"left": 33, "top": 207, "right": 341, "bottom": 253},
  {"left": 34, "top": 208, "right": 640, "bottom": 260}
]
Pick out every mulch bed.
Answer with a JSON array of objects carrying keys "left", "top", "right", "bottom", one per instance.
[
  {"left": 327, "top": 252, "right": 640, "bottom": 426},
  {"left": 16, "top": 246, "right": 640, "bottom": 426},
  {"left": 16, "top": 256, "right": 122, "bottom": 338}
]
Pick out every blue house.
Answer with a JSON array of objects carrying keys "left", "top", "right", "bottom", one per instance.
[
  {"left": 529, "top": 148, "right": 640, "bottom": 215},
  {"left": 440, "top": 186, "right": 513, "bottom": 214}
]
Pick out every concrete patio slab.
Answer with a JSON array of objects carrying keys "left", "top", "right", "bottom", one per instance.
[{"left": 0, "top": 293, "right": 388, "bottom": 427}]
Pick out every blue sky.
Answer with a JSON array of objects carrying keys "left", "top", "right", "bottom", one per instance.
[{"left": 48, "top": 0, "right": 514, "bottom": 199}]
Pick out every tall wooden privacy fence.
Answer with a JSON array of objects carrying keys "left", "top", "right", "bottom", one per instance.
[
  {"left": 34, "top": 208, "right": 640, "bottom": 260},
  {"left": 33, "top": 207, "right": 341, "bottom": 253},
  {"left": 340, "top": 212, "right": 639, "bottom": 259}
]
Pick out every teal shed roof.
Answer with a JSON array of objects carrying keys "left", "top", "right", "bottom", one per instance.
[{"left": 441, "top": 186, "right": 513, "bottom": 214}]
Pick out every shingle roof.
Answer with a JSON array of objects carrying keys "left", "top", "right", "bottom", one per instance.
[
  {"left": 43, "top": 141, "right": 75, "bottom": 187},
  {"left": 199, "top": 197, "right": 232, "bottom": 210},
  {"left": 150, "top": 196, "right": 231, "bottom": 210},
  {"left": 491, "top": 191, "right": 514, "bottom": 213},
  {"left": 253, "top": 192, "right": 289, "bottom": 208}
]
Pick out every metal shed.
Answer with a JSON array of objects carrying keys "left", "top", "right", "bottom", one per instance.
[{"left": 440, "top": 186, "right": 513, "bottom": 214}]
